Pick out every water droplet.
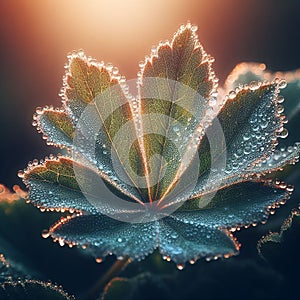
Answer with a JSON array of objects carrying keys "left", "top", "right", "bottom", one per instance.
[
  {"left": 277, "top": 95, "right": 284, "bottom": 103},
  {"left": 106, "top": 63, "right": 113, "bottom": 71},
  {"left": 112, "top": 67, "right": 119, "bottom": 75},
  {"left": 117, "top": 238, "right": 123, "bottom": 243},
  {"left": 243, "top": 132, "right": 251, "bottom": 141},
  {"left": 249, "top": 81, "right": 261, "bottom": 91},
  {"left": 278, "top": 79, "right": 287, "bottom": 89},
  {"left": 207, "top": 55, "right": 215, "bottom": 63},
  {"left": 191, "top": 25, "right": 198, "bottom": 32},
  {"left": 228, "top": 91, "right": 236, "bottom": 99},
  {"left": 278, "top": 128, "right": 288, "bottom": 139},
  {"left": 171, "top": 232, "right": 178, "bottom": 239},
  {"left": 277, "top": 105, "right": 284, "bottom": 114},
  {"left": 42, "top": 230, "right": 50, "bottom": 239},
  {"left": 36, "top": 107, "right": 43, "bottom": 114},
  {"left": 59, "top": 238, "right": 65, "bottom": 247},
  {"left": 95, "top": 257, "right": 103, "bottom": 263},
  {"left": 260, "top": 120, "right": 269, "bottom": 129},
  {"left": 279, "top": 182, "right": 287, "bottom": 189},
  {"left": 18, "top": 170, "right": 25, "bottom": 178},
  {"left": 244, "top": 146, "right": 251, "bottom": 155}
]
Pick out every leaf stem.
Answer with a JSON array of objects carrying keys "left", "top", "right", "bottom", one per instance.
[{"left": 82, "top": 256, "right": 131, "bottom": 300}]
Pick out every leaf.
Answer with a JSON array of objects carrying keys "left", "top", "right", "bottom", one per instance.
[
  {"left": 190, "top": 81, "right": 297, "bottom": 199},
  {"left": 22, "top": 23, "right": 300, "bottom": 265},
  {"left": 34, "top": 108, "right": 75, "bottom": 148},
  {"left": 157, "top": 217, "right": 238, "bottom": 263},
  {"left": 102, "top": 258, "right": 285, "bottom": 300},
  {"left": 257, "top": 209, "right": 300, "bottom": 262},
  {"left": 139, "top": 25, "right": 216, "bottom": 201},
  {"left": 224, "top": 62, "right": 268, "bottom": 91},
  {"left": 176, "top": 181, "right": 290, "bottom": 226},
  {"left": 102, "top": 277, "right": 133, "bottom": 300},
  {"left": 36, "top": 54, "right": 147, "bottom": 202},
  {"left": 102, "top": 273, "right": 170, "bottom": 300},
  {"left": 0, "top": 280, "right": 75, "bottom": 300},
  {"left": 23, "top": 157, "right": 96, "bottom": 213},
  {"left": 0, "top": 186, "right": 74, "bottom": 299},
  {"left": 49, "top": 214, "right": 157, "bottom": 261},
  {"left": 49, "top": 213, "right": 238, "bottom": 264},
  {"left": 225, "top": 63, "right": 300, "bottom": 146}
]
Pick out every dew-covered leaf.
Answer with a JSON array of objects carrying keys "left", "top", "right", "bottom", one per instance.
[
  {"left": 23, "top": 157, "right": 95, "bottom": 213},
  {"left": 176, "top": 181, "right": 290, "bottom": 228},
  {"left": 49, "top": 212, "right": 238, "bottom": 264},
  {"left": 0, "top": 280, "right": 75, "bottom": 300},
  {"left": 158, "top": 217, "right": 238, "bottom": 264},
  {"left": 35, "top": 108, "right": 75, "bottom": 149},
  {"left": 23, "top": 156, "right": 145, "bottom": 215},
  {"left": 49, "top": 214, "right": 157, "bottom": 261},
  {"left": 190, "top": 81, "right": 297, "bottom": 198},
  {"left": 35, "top": 54, "right": 148, "bottom": 202},
  {"left": 225, "top": 63, "right": 300, "bottom": 146},
  {"left": 22, "top": 23, "right": 300, "bottom": 265},
  {"left": 139, "top": 24, "right": 216, "bottom": 201},
  {"left": 257, "top": 209, "right": 300, "bottom": 262}
]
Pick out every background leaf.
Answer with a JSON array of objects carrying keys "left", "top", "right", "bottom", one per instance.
[{"left": 0, "top": 280, "right": 75, "bottom": 300}]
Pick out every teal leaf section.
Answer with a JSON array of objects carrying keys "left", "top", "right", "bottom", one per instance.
[
  {"left": 21, "top": 23, "right": 300, "bottom": 265},
  {"left": 191, "top": 81, "right": 299, "bottom": 198},
  {"left": 49, "top": 214, "right": 157, "bottom": 261},
  {"left": 224, "top": 62, "right": 300, "bottom": 147},
  {"left": 176, "top": 181, "right": 290, "bottom": 227},
  {"left": 157, "top": 217, "right": 238, "bottom": 264}
]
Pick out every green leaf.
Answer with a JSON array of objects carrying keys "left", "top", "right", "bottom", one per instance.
[
  {"left": 139, "top": 24, "right": 216, "bottom": 201},
  {"left": 23, "top": 157, "right": 95, "bottom": 213},
  {"left": 23, "top": 156, "right": 143, "bottom": 214},
  {"left": 191, "top": 81, "right": 296, "bottom": 198},
  {"left": 22, "top": 23, "right": 300, "bottom": 265},
  {"left": 35, "top": 108, "right": 75, "bottom": 148}
]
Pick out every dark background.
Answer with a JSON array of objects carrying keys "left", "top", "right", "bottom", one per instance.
[{"left": 0, "top": 1, "right": 300, "bottom": 299}]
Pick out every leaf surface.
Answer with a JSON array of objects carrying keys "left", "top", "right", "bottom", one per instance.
[{"left": 139, "top": 25, "right": 216, "bottom": 201}]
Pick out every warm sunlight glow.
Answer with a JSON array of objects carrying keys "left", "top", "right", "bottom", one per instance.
[{"left": 16, "top": 0, "right": 210, "bottom": 77}]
